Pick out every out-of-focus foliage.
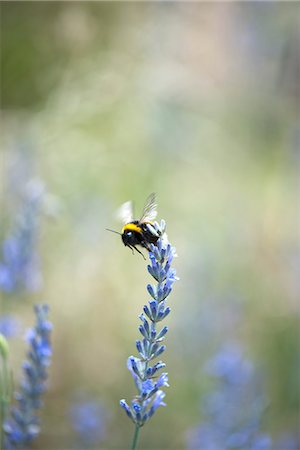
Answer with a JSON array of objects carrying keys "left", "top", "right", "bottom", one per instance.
[{"left": 1, "top": 2, "right": 299, "bottom": 449}]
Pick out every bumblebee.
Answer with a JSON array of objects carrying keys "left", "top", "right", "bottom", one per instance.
[{"left": 107, "top": 193, "right": 160, "bottom": 259}]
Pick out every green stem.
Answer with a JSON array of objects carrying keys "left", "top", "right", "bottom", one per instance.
[
  {"left": 0, "top": 338, "right": 11, "bottom": 450},
  {"left": 0, "top": 398, "right": 5, "bottom": 450},
  {"left": 131, "top": 424, "right": 141, "bottom": 450},
  {"left": 0, "top": 363, "right": 8, "bottom": 450}
]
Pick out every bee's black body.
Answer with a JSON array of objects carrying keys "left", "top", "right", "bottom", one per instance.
[{"left": 122, "top": 221, "right": 159, "bottom": 253}]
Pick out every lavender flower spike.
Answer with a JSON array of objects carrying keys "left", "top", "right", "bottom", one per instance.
[
  {"left": 120, "top": 220, "right": 177, "bottom": 435},
  {"left": 0, "top": 180, "right": 45, "bottom": 294},
  {"left": 4, "top": 305, "right": 52, "bottom": 449}
]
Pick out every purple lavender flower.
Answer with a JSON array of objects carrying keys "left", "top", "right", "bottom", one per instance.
[
  {"left": 187, "top": 344, "right": 272, "bottom": 450},
  {"left": 0, "top": 181, "right": 45, "bottom": 294},
  {"left": 3, "top": 304, "right": 52, "bottom": 449},
  {"left": 120, "top": 220, "right": 177, "bottom": 447}
]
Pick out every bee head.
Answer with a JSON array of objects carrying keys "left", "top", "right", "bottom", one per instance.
[{"left": 122, "top": 230, "right": 133, "bottom": 246}]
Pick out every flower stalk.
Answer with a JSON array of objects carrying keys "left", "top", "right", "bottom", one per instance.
[
  {"left": 131, "top": 424, "right": 140, "bottom": 450},
  {"left": 3, "top": 305, "right": 52, "bottom": 449},
  {"left": 0, "top": 334, "right": 12, "bottom": 450},
  {"left": 120, "top": 220, "right": 177, "bottom": 445},
  {"left": 0, "top": 180, "right": 45, "bottom": 294}
]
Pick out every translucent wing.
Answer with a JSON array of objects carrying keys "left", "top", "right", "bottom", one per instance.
[
  {"left": 117, "top": 200, "right": 134, "bottom": 224},
  {"left": 140, "top": 193, "right": 157, "bottom": 222}
]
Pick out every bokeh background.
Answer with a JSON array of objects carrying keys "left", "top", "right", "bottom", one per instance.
[{"left": 1, "top": 2, "right": 299, "bottom": 449}]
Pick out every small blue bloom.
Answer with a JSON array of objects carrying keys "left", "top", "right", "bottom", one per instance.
[
  {"left": 156, "top": 372, "right": 169, "bottom": 389},
  {"left": 4, "top": 304, "right": 52, "bottom": 449},
  {"left": 141, "top": 379, "right": 155, "bottom": 397},
  {"left": 120, "top": 220, "right": 177, "bottom": 427},
  {"left": 148, "top": 391, "right": 166, "bottom": 418}
]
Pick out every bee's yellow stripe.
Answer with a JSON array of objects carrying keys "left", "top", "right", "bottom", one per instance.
[{"left": 122, "top": 223, "right": 142, "bottom": 234}]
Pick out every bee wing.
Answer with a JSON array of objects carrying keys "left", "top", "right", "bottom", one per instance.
[
  {"left": 140, "top": 193, "right": 157, "bottom": 222},
  {"left": 117, "top": 200, "right": 134, "bottom": 224}
]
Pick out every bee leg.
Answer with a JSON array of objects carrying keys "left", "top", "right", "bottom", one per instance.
[
  {"left": 142, "top": 241, "right": 152, "bottom": 252},
  {"left": 127, "top": 244, "right": 135, "bottom": 256},
  {"left": 133, "top": 246, "right": 146, "bottom": 260}
]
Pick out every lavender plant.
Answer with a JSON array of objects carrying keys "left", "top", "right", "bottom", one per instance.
[
  {"left": 0, "top": 161, "right": 53, "bottom": 449},
  {"left": 3, "top": 304, "right": 52, "bottom": 449},
  {"left": 187, "top": 344, "right": 272, "bottom": 450},
  {"left": 120, "top": 220, "right": 177, "bottom": 450},
  {"left": 0, "top": 180, "right": 45, "bottom": 294}
]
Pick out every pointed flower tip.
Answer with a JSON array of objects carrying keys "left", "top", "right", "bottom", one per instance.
[{"left": 127, "top": 355, "right": 136, "bottom": 370}]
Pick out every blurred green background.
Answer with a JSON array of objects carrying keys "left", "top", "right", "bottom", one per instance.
[{"left": 1, "top": 2, "right": 299, "bottom": 449}]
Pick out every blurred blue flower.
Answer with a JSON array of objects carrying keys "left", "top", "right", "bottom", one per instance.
[
  {"left": 120, "top": 220, "right": 177, "bottom": 427},
  {"left": 0, "top": 315, "right": 21, "bottom": 339},
  {"left": 205, "top": 342, "right": 253, "bottom": 385},
  {"left": 0, "top": 180, "right": 45, "bottom": 294},
  {"left": 69, "top": 399, "right": 107, "bottom": 446},
  {"left": 187, "top": 344, "right": 271, "bottom": 450},
  {"left": 4, "top": 304, "right": 52, "bottom": 449}
]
